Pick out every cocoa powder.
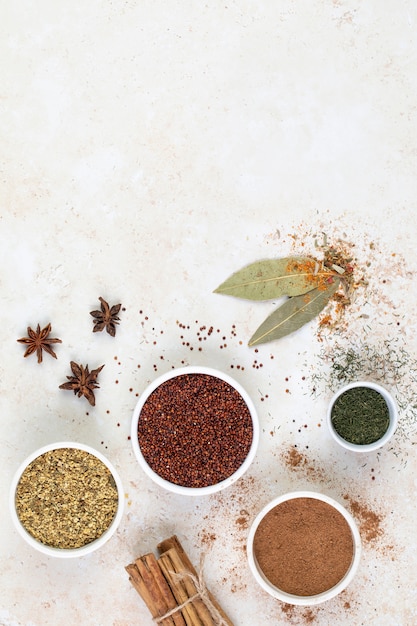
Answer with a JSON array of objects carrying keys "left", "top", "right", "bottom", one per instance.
[{"left": 253, "top": 497, "right": 354, "bottom": 596}]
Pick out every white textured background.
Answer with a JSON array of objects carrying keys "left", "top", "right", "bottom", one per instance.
[{"left": 1, "top": 1, "right": 417, "bottom": 625}]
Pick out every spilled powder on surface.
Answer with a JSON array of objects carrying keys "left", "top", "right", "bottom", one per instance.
[{"left": 342, "top": 495, "right": 383, "bottom": 543}]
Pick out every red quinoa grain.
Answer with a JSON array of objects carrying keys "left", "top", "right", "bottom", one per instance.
[{"left": 137, "top": 373, "right": 253, "bottom": 488}]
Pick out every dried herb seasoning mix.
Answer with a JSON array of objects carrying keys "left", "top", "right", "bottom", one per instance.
[
  {"left": 331, "top": 386, "right": 390, "bottom": 445},
  {"left": 253, "top": 497, "right": 354, "bottom": 596},
  {"left": 15, "top": 448, "right": 119, "bottom": 549},
  {"left": 137, "top": 373, "right": 253, "bottom": 488}
]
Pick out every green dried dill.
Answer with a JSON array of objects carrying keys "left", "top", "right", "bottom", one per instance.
[
  {"left": 311, "top": 338, "right": 417, "bottom": 445},
  {"left": 331, "top": 386, "right": 390, "bottom": 445}
]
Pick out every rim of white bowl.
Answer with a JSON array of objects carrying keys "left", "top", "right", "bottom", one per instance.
[
  {"left": 130, "top": 365, "right": 259, "bottom": 496},
  {"left": 9, "top": 441, "right": 124, "bottom": 558},
  {"left": 247, "top": 490, "right": 362, "bottom": 606},
  {"left": 326, "top": 381, "right": 398, "bottom": 452}
]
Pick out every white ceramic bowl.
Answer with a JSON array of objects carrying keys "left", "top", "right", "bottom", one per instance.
[
  {"left": 327, "top": 381, "right": 398, "bottom": 452},
  {"left": 247, "top": 491, "right": 361, "bottom": 606},
  {"left": 131, "top": 366, "right": 259, "bottom": 496},
  {"left": 10, "top": 442, "right": 124, "bottom": 558}
]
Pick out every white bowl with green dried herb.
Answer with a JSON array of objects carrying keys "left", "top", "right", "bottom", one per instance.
[
  {"left": 10, "top": 442, "right": 124, "bottom": 557},
  {"left": 327, "top": 382, "right": 398, "bottom": 452}
]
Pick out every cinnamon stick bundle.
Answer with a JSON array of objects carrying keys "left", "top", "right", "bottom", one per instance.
[
  {"left": 125, "top": 535, "right": 234, "bottom": 626},
  {"left": 158, "top": 536, "right": 233, "bottom": 626},
  {"left": 125, "top": 551, "right": 186, "bottom": 626}
]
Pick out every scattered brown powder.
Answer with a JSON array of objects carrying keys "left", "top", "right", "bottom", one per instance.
[
  {"left": 199, "top": 475, "right": 261, "bottom": 595},
  {"left": 282, "top": 446, "right": 327, "bottom": 483},
  {"left": 299, "top": 608, "right": 316, "bottom": 624},
  {"left": 336, "top": 588, "right": 360, "bottom": 615},
  {"left": 280, "top": 603, "right": 318, "bottom": 624},
  {"left": 343, "top": 495, "right": 384, "bottom": 542},
  {"left": 283, "top": 448, "right": 387, "bottom": 545},
  {"left": 199, "top": 530, "right": 217, "bottom": 547},
  {"left": 235, "top": 515, "right": 249, "bottom": 530},
  {"left": 285, "top": 446, "right": 306, "bottom": 468}
]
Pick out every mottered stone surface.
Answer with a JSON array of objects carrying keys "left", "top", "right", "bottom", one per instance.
[{"left": 1, "top": 2, "right": 417, "bottom": 625}]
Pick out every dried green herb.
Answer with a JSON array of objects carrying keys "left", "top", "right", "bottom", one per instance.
[
  {"left": 331, "top": 386, "right": 390, "bottom": 445},
  {"left": 248, "top": 278, "right": 340, "bottom": 346},
  {"left": 311, "top": 338, "right": 417, "bottom": 455},
  {"left": 214, "top": 256, "right": 334, "bottom": 300}
]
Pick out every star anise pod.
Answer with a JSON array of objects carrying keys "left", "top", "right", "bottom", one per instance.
[
  {"left": 17, "top": 323, "right": 62, "bottom": 364},
  {"left": 59, "top": 361, "right": 105, "bottom": 406},
  {"left": 90, "top": 297, "right": 122, "bottom": 337}
]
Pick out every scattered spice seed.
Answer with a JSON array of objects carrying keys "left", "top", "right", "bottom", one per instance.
[{"left": 137, "top": 373, "right": 253, "bottom": 488}]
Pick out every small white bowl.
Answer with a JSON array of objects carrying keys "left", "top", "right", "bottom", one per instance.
[
  {"left": 327, "top": 381, "right": 398, "bottom": 452},
  {"left": 10, "top": 442, "right": 124, "bottom": 558},
  {"left": 247, "top": 491, "right": 361, "bottom": 606},
  {"left": 131, "top": 366, "right": 259, "bottom": 496}
]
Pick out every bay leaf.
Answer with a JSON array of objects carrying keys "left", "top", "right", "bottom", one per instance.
[
  {"left": 214, "top": 257, "right": 329, "bottom": 300},
  {"left": 248, "top": 278, "right": 340, "bottom": 346}
]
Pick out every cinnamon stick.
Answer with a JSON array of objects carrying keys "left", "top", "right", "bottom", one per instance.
[
  {"left": 158, "top": 536, "right": 196, "bottom": 574},
  {"left": 158, "top": 547, "right": 213, "bottom": 626},
  {"left": 157, "top": 536, "right": 234, "bottom": 626},
  {"left": 126, "top": 535, "right": 234, "bottom": 626},
  {"left": 125, "top": 552, "right": 186, "bottom": 626}
]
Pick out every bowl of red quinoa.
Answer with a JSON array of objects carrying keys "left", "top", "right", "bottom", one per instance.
[
  {"left": 9, "top": 442, "right": 124, "bottom": 557},
  {"left": 131, "top": 366, "right": 259, "bottom": 495},
  {"left": 247, "top": 491, "right": 361, "bottom": 605}
]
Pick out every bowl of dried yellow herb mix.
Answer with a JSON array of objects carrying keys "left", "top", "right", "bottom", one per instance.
[{"left": 10, "top": 442, "right": 124, "bottom": 557}]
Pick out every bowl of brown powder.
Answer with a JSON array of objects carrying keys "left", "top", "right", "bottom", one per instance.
[
  {"left": 10, "top": 442, "right": 124, "bottom": 557},
  {"left": 131, "top": 366, "right": 259, "bottom": 495},
  {"left": 247, "top": 491, "right": 361, "bottom": 605}
]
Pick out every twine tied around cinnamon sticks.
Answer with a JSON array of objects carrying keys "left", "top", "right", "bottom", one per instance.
[
  {"left": 152, "top": 555, "right": 228, "bottom": 626},
  {"left": 125, "top": 535, "right": 234, "bottom": 626}
]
